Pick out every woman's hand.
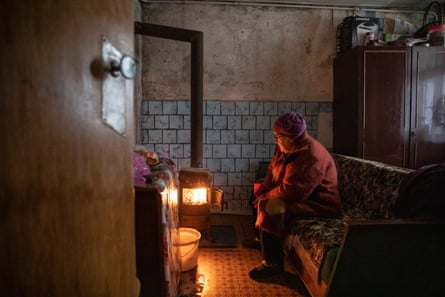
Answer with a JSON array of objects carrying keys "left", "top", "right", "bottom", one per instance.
[
  {"left": 252, "top": 194, "right": 269, "bottom": 208},
  {"left": 254, "top": 183, "right": 270, "bottom": 196}
]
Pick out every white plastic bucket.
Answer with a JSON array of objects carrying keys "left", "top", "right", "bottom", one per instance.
[{"left": 175, "top": 227, "right": 201, "bottom": 271}]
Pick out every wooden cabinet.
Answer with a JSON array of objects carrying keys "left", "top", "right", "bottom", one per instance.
[
  {"left": 135, "top": 170, "right": 180, "bottom": 297},
  {"left": 333, "top": 46, "right": 445, "bottom": 169},
  {"left": 410, "top": 46, "right": 445, "bottom": 168}
]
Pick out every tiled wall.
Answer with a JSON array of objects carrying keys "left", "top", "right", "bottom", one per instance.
[{"left": 140, "top": 100, "right": 332, "bottom": 215}]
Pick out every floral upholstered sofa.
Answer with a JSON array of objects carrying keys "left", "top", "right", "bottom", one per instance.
[{"left": 283, "top": 153, "right": 445, "bottom": 297}]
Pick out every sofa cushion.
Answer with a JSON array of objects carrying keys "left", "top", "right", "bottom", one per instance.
[
  {"left": 332, "top": 154, "right": 412, "bottom": 219},
  {"left": 285, "top": 155, "right": 412, "bottom": 272},
  {"left": 395, "top": 162, "right": 445, "bottom": 219},
  {"left": 286, "top": 216, "right": 346, "bottom": 268}
]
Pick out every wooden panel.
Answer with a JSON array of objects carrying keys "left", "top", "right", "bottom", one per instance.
[
  {"left": 333, "top": 47, "right": 362, "bottom": 157},
  {"left": 288, "top": 236, "right": 328, "bottom": 297},
  {"left": 410, "top": 47, "right": 445, "bottom": 168},
  {"left": 362, "top": 49, "right": 410, "bottom": 167},
  {"left": 135, "top": 187, "right": 165, "bottom": 297},
  {"left": 0, "top": 1, "right": 136, "bottom": 296},
  {"left": 326, "top": 221, "right": 445, "bottom": 297},
  {"left": 333, "top": 46, "right": 410, "bottom": 165}
]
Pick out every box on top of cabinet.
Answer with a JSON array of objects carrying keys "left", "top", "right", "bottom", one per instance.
[{"left": 336, "top": 16, "right": 384, "bottom": 53}]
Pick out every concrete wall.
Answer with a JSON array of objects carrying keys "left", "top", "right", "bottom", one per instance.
[
  {"left": 138, "top": 2, "right": 421, "bottom": 214},
  {"left": 141, "top": 4, "right": 336, "bottom": 101}
]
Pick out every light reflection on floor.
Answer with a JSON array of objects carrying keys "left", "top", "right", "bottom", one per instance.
[{"left": 179, "top": 214, "right": 310, "bottom": 297}]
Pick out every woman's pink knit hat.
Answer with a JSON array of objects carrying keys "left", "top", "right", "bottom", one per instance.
[{"left": 273, "top": 112, "right": 307, "bottom": 139}]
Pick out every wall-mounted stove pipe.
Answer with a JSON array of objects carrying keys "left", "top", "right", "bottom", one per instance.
[
  {"left": 190, "top": 32, "right": 203, "bottom": 168},
  {"left": 134, "top": 22, "right": 204, "bottom": 167}
]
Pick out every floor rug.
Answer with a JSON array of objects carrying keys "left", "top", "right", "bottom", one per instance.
[{"left": 199, "top": 225, "right": 237, "bottom": 248}]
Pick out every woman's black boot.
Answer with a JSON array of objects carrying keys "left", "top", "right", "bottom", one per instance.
[{"left": 249, "top": 230, "right": 284, "bottom": 279}]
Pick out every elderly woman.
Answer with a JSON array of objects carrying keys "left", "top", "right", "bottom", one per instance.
[{"left": 249, "top": 112, "right": 342, "bottom": 279}]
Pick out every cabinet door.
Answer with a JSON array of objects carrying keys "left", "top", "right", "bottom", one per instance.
[
  {"left": 135, "top": 187, "right": 165, "bottom": 297},
  {"left": 410, "top": 47, "right": 445, "bottom": 168},
  {"left": 362, "top": 49, "right": 411, "bottom": 167},
  {"left": 333, "top": 48, "right": 361, "bottom": 157}
]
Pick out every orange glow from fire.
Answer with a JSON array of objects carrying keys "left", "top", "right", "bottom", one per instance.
[
  {"left": 170, "top": 187, "right": 178, "bottom": 206},
  {"left": 183, "top": 187, "right": 208, "bottom": 205}
]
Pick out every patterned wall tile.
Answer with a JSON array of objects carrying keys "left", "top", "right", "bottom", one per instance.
[{"left": 140, "top": 100, "right": 332, "bottom": 214}]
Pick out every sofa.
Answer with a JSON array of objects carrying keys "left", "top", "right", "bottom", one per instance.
[{"left": 280, "top": 153, "right": 445, "bottom": 297}]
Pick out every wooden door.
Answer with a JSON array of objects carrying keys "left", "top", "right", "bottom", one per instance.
[
  {"left": 0, "top": 1, "right": 137, "bottom": 296},
  {"left": 410, "top": 47, "right": 445, "bottom": 169},
  {"left": 362, "top": 48, "right": 411, "bottom": 167}
]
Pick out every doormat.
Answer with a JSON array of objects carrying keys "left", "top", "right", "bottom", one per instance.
[{"left": 200, "top": 225, "right": 237, "bottom": 248}]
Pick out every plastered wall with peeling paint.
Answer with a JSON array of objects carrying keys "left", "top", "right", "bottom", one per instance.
[
  {"left": 137, "top": 3, "right": 421, "bottom": 213},
  {"left": 142, "top": 4, "right": 336, "bottom": 101}
]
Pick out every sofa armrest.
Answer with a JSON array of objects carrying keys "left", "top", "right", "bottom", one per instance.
[{"left": 326, "top": 220, "right": 445, "bottom": 297}]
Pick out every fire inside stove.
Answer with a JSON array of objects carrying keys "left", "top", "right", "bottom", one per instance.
[
  {"left": 182, "top": 187, "right": 208, "bottom": 205},
  {"left": 179, "top": 168, "right": 223, "bottom": 239}
]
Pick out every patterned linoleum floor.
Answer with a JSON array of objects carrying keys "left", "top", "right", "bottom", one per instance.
[{"left": 179, "top": 214, "right": 311, "bottom": 297}]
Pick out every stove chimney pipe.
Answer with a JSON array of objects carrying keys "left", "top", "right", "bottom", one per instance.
[{"left": 135, "top": 22, "right": 203, "bottom": 167}]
